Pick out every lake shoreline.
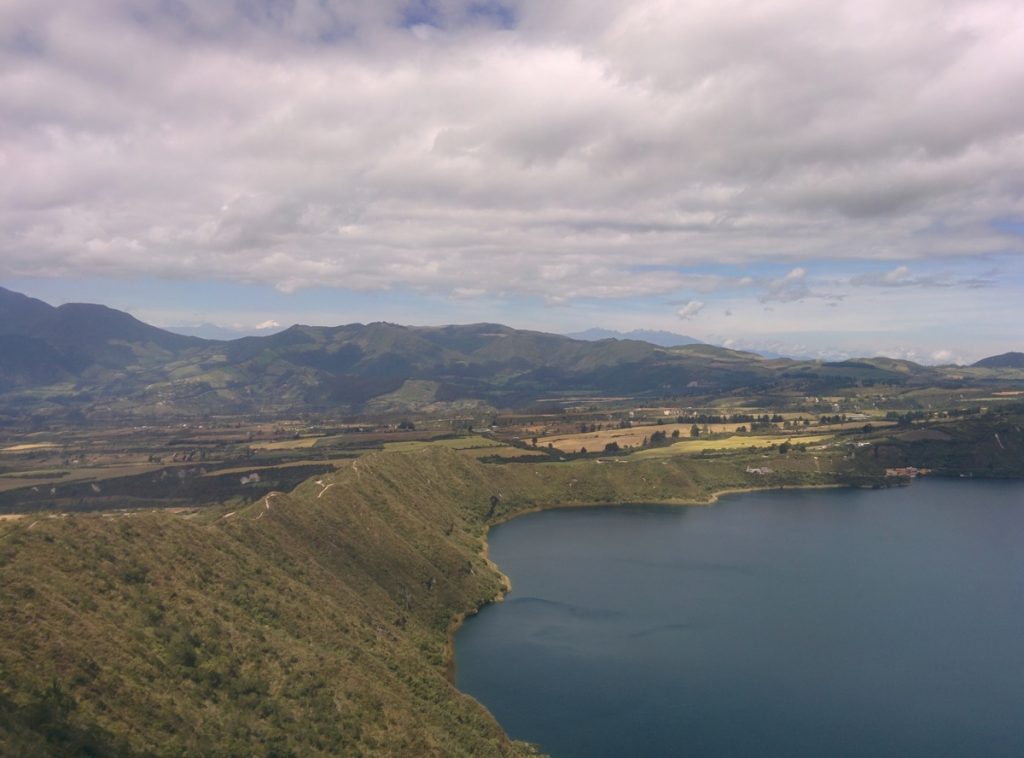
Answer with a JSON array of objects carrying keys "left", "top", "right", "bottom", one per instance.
[
  {"left": 443, "top": 479, "right": 852, "bottom": 685},
  {"left": 451, "top": 478, "right": 1024, "bottom": 758}
]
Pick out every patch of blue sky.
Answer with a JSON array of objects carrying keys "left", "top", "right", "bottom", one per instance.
[
  {"left": 991, "top": 218, "right": 1024, "bottom": 237},
  {"left": 622, "top": 262, "right": 746, "bottom": 277},
  {"left": 400, "top": 0, "right": 516, "bottom": 30},
  {"left": 10, "top": 28, "right": 45, "bottom": 56},
  {"left": 465, "top": 1, "right": 517, "bottom": 29},
  {"left": 0, "top": 276, "right": 528, "bottom": 330},
  {"left": 634, "top": 255, "right": 1019, "bottom": 288},
  {"left": 630, "top": 260, "right": 801, "bottom": 275},
  {"left": 2, "top": 276, "right": 274, "bottom": 316},
  {"left": 399, "top": 0, "right": 443, "bottom": 29}
]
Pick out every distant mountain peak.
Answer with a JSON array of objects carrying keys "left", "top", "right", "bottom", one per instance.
[{"left": 566, "top": 327, "right": 702, "bottom": 348}]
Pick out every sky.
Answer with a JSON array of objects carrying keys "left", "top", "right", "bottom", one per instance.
[{"left": 1, "top": 0, "right": 1022, "bottom": 364}]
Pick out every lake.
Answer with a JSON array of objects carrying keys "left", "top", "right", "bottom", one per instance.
[{"left": 455, "top": 479, "right": 1024, "bottom": 757}]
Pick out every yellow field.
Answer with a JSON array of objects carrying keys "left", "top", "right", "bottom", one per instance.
[
  {"left": 249, "top": 437, "right": 321, "bottom": 451},
  {"left": 631, "top": 434, "right": 833, "bottom": 459},
  {"left": 540, "top": 422, "right": 748, "bottom": 454},
  {"left": 457, "top": 446, "right": 547, "bottom": 460},
  {"left": 814, "top": 420, "right": 896, "bottom": 432},
  {"left": 382, "top": 435, "right": 505, "bottom": 454},
  {"left": 1, "top": 443, "right": 58, "bottom": 453}
]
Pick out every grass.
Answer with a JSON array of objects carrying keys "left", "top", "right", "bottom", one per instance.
[
  {"left": 0, "top": 449, "right": 537, "bottom": 756},
  {"left": 249, "top": 437, "right": 322, "bottom": 451},
  {"left": 0, "top": 443, "right": 58, "bottom": 453},
  {"left": 0, "top": 469, "right": 70, "bottom": 479},
  {"left": 540, "top": 423, "right": 731, "bottom": 453},
  {"left": 1, "top": 415, "right": 1020, "bottom": 755},
  {"left": 458, "top": 446, "right": 548, "bottom": 460},
  {"left": 0, "top": 445, "right": 855, "bottom": 756},
  {"left": 631, "top": 434, "right": 833, "bottom": 459},
  {"left": 203, "top": 458, "right": 359, "bottom": 477},
  {"left": 0, "top": 463, "right": 167, "bottom": 494},
  {"left": 383, "top": 436, "right": 505, "bottom": 454}
]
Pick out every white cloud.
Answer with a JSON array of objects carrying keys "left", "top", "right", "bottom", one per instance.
[
  {"left": 677, "top": 300, "right": 705, "bottom": 320},
  {"left": 848, "top": 264, "right": 998, "bottom": 289},
  {"left": 761, "top": 267, "right": 811, "bottom": 302},
  {"left": 0, "top": 0, "right": 1021, "bottom": 306},
  {"left": 882, "top": 266, "right": 912, "bottom": 285},
  {"left": 849, "top": 265, "right": 915, "bottom": 287},
  {"left": 255, "top": 319, "right": 280, "bottom": 330}
]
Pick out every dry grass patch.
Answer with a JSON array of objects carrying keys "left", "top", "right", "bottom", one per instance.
[
  {"left": 458, "top": 446, "right": 547, "bottom": 460},
  {"left": 250, "top": 437, "right": 322, "bottom": 451},
  {"left": 540, "top": 422, "right": 753, "bottom": 453},
  {"left": 1, "top": 443, "right": 58, "bottom": 453},
  {"left": 632, "top": 434, "right": 834, "bottom": 459},
  {"left": 382, "top": 436, "right": 504, "bottom": 454}
]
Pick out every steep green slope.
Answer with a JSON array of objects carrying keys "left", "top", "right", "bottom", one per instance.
[
  {"left": 0, "top": 447, "right": 840, "bottom": 756},
  {"left": 4, "top": 415, "right": 1023, "bottom": 756},
  {"left": 0, "top": 450, "right": 517, "bottom": 756}
]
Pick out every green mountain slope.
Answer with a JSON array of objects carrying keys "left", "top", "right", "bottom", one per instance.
[
  {"left": 973, "top": 351, "right": 1024, "bottom": 369},
  {"left": 0, "top": 446, "right": 833, "bottom": 756},
  {"left": 0, "top": 450, "right": 516, "bottom": 756},
  {"left": 3, "top": 287, "right": 1011, "bottom": 421},
  {"left": 2, "top": 413, "right": 1022, "bottom": 754}
]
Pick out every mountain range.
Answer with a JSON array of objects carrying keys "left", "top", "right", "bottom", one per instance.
[
  {"left": 564, "top": 327, "right": 702, "bottom": 347},
  {"left": 0, "top": 286, "right": 1018, "bottom": 422},
  {"left": 164, "top": 323, "right": 286, "bottom": 340}
]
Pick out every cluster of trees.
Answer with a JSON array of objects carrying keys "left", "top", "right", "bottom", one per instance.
[
  {"left": 570, "top": 412, "right": 829, "bottom": 437},
  {"left": 646, "top": 429, "right": 680, "bottom": 446},
  {"left": 885, "top": 410, "right": 934, "bottom": 426},
  {"left": 675, "top": 413, "right": 785, "bottom": 425},
  {"left": 819, "top": 414, "right": 848, "bottom": 425}
]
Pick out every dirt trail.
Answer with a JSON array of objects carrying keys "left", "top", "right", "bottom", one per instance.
[{"left": 255, "top": 492, "right": 280, "bottom": 520}]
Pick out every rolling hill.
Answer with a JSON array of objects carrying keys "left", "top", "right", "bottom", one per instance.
[
  {"left": 0, "top": 287, "right": 1018, "bottom": 422},
  {"left": 973, "top": 352, "right": 1024, "bottom": 369}
]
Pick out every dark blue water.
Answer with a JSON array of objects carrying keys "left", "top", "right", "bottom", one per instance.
[{"left": 455, "top": 479, "right": 1024, "bottom": 758}]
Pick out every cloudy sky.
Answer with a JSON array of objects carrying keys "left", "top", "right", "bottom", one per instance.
[{"left": 2, "top": 0, "right": 1022, "bottom": 363}]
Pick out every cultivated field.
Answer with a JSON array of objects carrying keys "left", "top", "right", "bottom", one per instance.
[
  {"left": 382, "top": 435, "right": 505, "bottom": 454},
  {"left": 631, "top": 434, "right": 834, "bottom": 459}
]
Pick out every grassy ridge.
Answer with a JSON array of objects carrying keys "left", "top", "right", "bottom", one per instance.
[
  {"left": 0, "top": 446, "right": 851, "bottom": 756},
  {"left": 0, "top": 450, "right": 521, "bottom": 756},
  {"left": 3, "top": 414, "right": 1023, "bottom": 754}
]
